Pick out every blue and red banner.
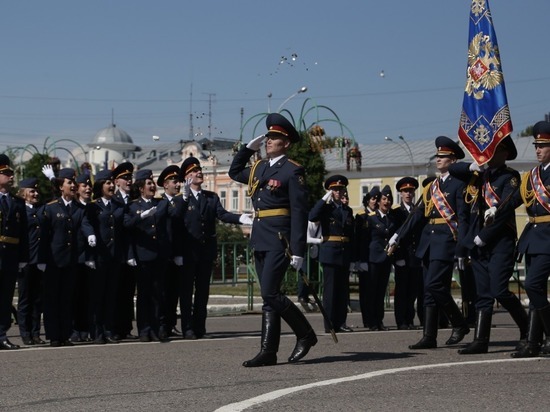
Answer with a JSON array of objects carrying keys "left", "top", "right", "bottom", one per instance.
[{"left": 458, "top": 0, "right": 512, "bottom": 166}]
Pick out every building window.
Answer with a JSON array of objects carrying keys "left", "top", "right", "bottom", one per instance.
[
  {"left": 231, "top": 189, "right": 239, "bottom": 211},
  {"left": 244, "top": 194, "right": 252, "bottom": 211},
  {"left": 220, "top": 190, "right": 227, "bottom": 208}
]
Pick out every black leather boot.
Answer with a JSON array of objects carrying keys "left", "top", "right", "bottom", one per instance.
[
  {"left": 243, "top": 311, "right": 280, "bottom": 367},
  {"left": 280, "top": 303, "right": 317, "bottom": 363},
  {"left": 458, "top": 310, "right": 491, "bottom": 355},
  {"left": 498, "top": 295, "right": 528, "bottom": 350},
  {"left": 537, "top": 305, "right": 550, "bottom": 355},
  {"left": 409, "top": 306, "right": 438, "bottom": 349},
  {"left": 443, "top": 300, "right": 470, "bottom": 345},
  {"left": 511, "top": 309, "right": 543, "bottom": 358}
]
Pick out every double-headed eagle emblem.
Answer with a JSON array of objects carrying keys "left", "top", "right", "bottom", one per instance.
[{"left": 465, "top": 31, "right": 503, "bottom": 100}]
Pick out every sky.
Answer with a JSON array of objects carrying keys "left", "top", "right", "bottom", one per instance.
[{"left": 1, "top": 0, "right": 549, "bottom": 157}]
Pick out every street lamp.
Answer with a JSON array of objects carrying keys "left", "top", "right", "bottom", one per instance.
[
  {"left": 384, "top": 136, "right": 415, "bottom": 176},
  {"left": 277, "top": 86, "right": 308, "bottom": 112}
]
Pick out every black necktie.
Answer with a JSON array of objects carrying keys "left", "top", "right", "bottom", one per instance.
[
  {"left": 106, "top": 201, "right": 111, "bottom": 211},
  {"left": 0, "top": 195, "right": 8, "bottom": 215},
  {"left": 66, "top": 202, "right": 72, "bottom": 214}
]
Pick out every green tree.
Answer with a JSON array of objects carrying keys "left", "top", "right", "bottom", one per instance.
[{"left": 17, "top": 153, "right": 56, "bottom": 203}]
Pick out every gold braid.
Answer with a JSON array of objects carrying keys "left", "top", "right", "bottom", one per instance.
[
  {"left": 423, "top": 182, "right": 433, "bottom": 217},
  {"left": 520, "top": 171, "right": 535, "bottom": 207},
  {"left": 464, "top": 173, "right": 479, "bottom": 206},
  {"left": 246, "top": 159, "right": 263, "bottom": 197}
]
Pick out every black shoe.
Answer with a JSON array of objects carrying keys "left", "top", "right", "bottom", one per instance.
[
  {"left": 409, "top": 337, "right": 437, "bottom": 350},
  {"left": 338, "top": 325, "right": 354, "bottom": 333},
  {"left": 62, "top": 340, "right": 74, "bottom": 347},
  {"left": 398, "top": 324, "right": 409, "bottom": 330},
  {"left": 184, "top": 330, "right": 197, "bottom": 340},
  {"left": 288, "top": 331, "right": 317, "bottom": 363},
  {"left": 50, "top": 340, "right": 62, "bottom": 347},
  {"left": 243, "top": 352, "right": 277, "bottom": 367},
  {"left": 170, "top": 327, "right": 182, "bottom": 337},
  {"left": 377, "top": 324, "right": 389, "bottom": 331},
  {"left": 124, "top": 333, "right": 139, "bottom": 340},
  {"left": 93, "top": 337, "right": 106, "bottom": 345},
  {"left": 445, "top": 326, "right": 470, "bottom": 345},
  {"left": 22, "top": 337, "right": 35, "bottom": 345},
  {"left": 0, "top": 339, "right": 20, "bottom": 350},
  {"left": 368, "top": 326, "right": 378, "bottom": 331},
  {"left": 70, "top": 334, "right": 82, "bottom": 343},
  {"left": 158, "top": 329, "right": 169, "bottom": 342},
  {"left": 150, "top": 332, "right": 160, "bottom": 342},
  {"left": 139, "top": 335, "right": 151, "bottom": 342},
  {"left": 32, "top": 336, "right": 46, "bottom": 344},
  {"left": 105, "top": 336, "right": 120, "bottom": 344}
]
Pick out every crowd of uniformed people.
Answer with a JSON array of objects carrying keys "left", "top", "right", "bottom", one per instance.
[{"left": 0, "top": 115, "right": 549, "bottom": 365}]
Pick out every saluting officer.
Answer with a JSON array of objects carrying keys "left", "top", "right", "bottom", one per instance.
[
  {"left": 229, "top": 113, "right": 316, "bottom": 367},
  {"left": 309, "top": 175, "right": 355, "bottom": 333},
  {"left": 448, "top": 136, "right": 528, "bottom": 355},
  {"left": 510, "top": 121, "right": 550, "bottom": 357},
  {"left": 0, "top": 155, "right": 29, "bottom": 350},
  {"left": 389, "top": 136, "right": 470, "bottom": 349},
  {"left": 16, "top": 178, "right": 47, "bottom": 345}
]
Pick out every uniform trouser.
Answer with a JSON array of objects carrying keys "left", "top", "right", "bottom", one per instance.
[
  {"left": 364, "top": 260, "right": 391, "bottom": 328},
  {"left": 253, "top": 250, "right": 293, "bottom": 313},
  {"left": 165, "top": 260, "right": 182, "bottom": 330},
  {"left": 44, "top": 265, "right": 76, "bottom": 342},
  {"left": 524, "top": 254, "right": 550, "bottom": 310},
  {"left": 181, "top": 257, "right": 212, "bottom": 337},
  {"left": 0, "top": 262, "right": 18, "bottom": 340},
  {"left": 89, "top": 260, "right": 120, "bottom": 339},
  {"left": 394, "top": 263, "right": 422, "bottom": 326},
  {"left": 422, "top": 259, "right": 455, "bottom": 308},
  {"left": 17, "top": 264, "right": 44, "bottom": 339},
  {"left": 358, "top": 269, "right": 369, "bottom": 326},
  {"left": 471, "top": 250, "right": 516, "bottom": 312},
  {"left": 136, "top": 259, "right": 166, "bottom": 337},
  {"left": 115, "top": 263, "right": 136, "bottom": 336},
  {"left": 72, "top": 263, "right": 90, "bottom": 336},
  {"left": 321, "top": 263, "right": 350, "bottom": 331}
]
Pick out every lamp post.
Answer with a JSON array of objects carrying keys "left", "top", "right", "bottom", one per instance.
[
  {"left": 277, "top": 86, "right": 308, "bottom": 112},
  {"left": 384, "top": 136, "right": 415, "bottom": 176}
]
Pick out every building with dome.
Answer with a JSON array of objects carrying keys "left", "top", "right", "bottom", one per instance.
[{"left": 86, "top": 123, "right": 141, "bottom": 171}]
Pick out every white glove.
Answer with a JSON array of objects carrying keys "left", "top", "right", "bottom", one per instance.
[
  {"left": 239, "top": 214, "right": 253, "bottom": 225},
  {"left": 18, "top": 262, "right": 27, "bottom": 271},
  {"left": 41, "top": 165, "right": 55, "bottom": 180},
  {"left": 457, "top": 257, "right": 466, "bottom": 271},
  {"left": 358, "top": 262, "right": 369, "bottom": 272},
  {"left": 484, "top": 206, "right": 497, "bottom": 224},
  {"left": 37, "top": 263, "right": 46, "bottom": 272},
  {"left": 173, "top": 256, "right": 183, "bottom": 266},
  {"left": 307, "top": 237, "right": 322, "bottom": 245},
  {"left": 290, "top": 255, "right": 303, "bottom": 270},
  {"left": 322, "top": 191, "right": 333, "bottom": 203},
  {"left": 395, "top": 259, "right": 406, "bottom": 267},
  {"left": 349, "top": 262, "right": 357, "bottom": 272},
  {"left": 140, "top": 206, "right": 157, "bottom": 219},
  {"left": 84, "top": 260, "right": 96, "bottom": 269},
  {"left": 388, "top": 233, "right": 399, "bottom": 247},
  {"left": 246, "top": 134, "right": 266, "bottom": 151},
  {"left": 474, "top": 235, "right": 486, "bottom": 247},
  {"left": 181, "top": 177, "right": 192, "bottom": 201},
  {"left": 469, "top": 162, "right": 481, "bottom": 172},
  {"left": 127, "top": 258, "right": 137, "bottom": 267},
  {"left": 88, "top": 234, "right": 97, "bottom": 247}
]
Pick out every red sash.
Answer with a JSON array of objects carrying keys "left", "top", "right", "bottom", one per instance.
[
  {"left": 430, "top": 179, "right": 458, "bottom": 239},
  {"left": 482, "top": 174, "right": 500, "bottom": 208},
  {"left": 530, "top": 166, "right": 550, "bottom": 214}
]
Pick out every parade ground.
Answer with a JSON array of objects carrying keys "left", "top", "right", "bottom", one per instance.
[{"left": 1, "top": 306, "right": 548, "bottom": 412}]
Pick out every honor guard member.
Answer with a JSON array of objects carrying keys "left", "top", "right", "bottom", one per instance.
[
  {"left": 359, "top": 185, "right": 398, "bottom": 331},
  {"left": 510, "top": 121, "right": 550, "bottom": 357},
  {"left": 157, "top": 165, "right": 185, "bottom": 337},
  {"left": 179, "top": 157, "right": 248, "bottom": 339},
  {"left": 16, "top": 178, "right": 47, "bottom": 345},
  {"left": 309, "top": 175, "right": 355, "bottom": 333},
  {"left": 112, "top": 162, "right": 138, "bottom": 340},
  {"left": 0, "top": 155, "right": 29, "bottom": 350},
  {"left": 389, "top": 136, "right": 470, "bottom": 349},
  {"left": 86, "top": 169, "right": 126, "bottom": 344},
  {"left": 392, "top": 177, "right": 423, "bottom": 330},
  {"left": 447, "top": 136, "right": 528, "bottom": 354},
  {"left": 229, "top": 112, "right": 316, "bottom": 367},
  {"left": 124, "top": 169, "right": 172, "bottom": 342},
  {"left": 42, "top": 168, "right": 95, "bottom": 347}
]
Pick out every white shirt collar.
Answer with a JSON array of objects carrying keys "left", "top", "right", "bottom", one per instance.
[{"left": 269, "top": 155, "right": 285, "bottom": 167}]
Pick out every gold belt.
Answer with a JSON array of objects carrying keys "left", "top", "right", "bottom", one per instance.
[
  {"left": 528, "top": 215, "right": 550, "bottom": 224},
  {"left": 255, "top": 208, "right": 290, "bottom": 218},
  {"left": 323, "top": 236, "right": 350, "bottom": 243},
  {"left": 0, "top": 235, "right": 19, "bottom": 244},
  {"left": 428, "top": 218, "right": 447, "bottom": 225}
]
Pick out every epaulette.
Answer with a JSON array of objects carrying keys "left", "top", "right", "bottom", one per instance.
[
  {"left": 391, "top": 205, "right": 401, "bottom": 210},
  {"left": 174, "top": 193, "right": 183, "bottom": 197},
  {"left": 288, "top": 159, "right": 302, "bottom": 167},
  {"left": 47, "top": 199, "right": 58, "bottom": 205},
  {"left": 154, "top": 196, "right": 163, "bottom": 200},
  {"left": 357, "top": 210, "right": 366, "bottom": 216},
  {"left": 368, "top": 211, "right": 376, "bottom": 216}
]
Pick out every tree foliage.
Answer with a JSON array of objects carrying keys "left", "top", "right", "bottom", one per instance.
[{"left": 16, "top": 153, "right": 56, "bottom": 204}]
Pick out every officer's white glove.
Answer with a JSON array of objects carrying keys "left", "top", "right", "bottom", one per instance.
[
  {"left": 127, "top": 258, "right": 137, "bottom": 267},
  {"left": 173, "top": 256, "right": 183, "bottom": 266},
  {"left": 18, "top": 262, "right": 27, "bottom": 271},
  {"left": 474, "top": 235, "right": 486, "bottom": 247},
  {"left": 469, "top": 162, "right": 481, "bottom": 172},
  {"left": 246, "top": 134, "right": 266, "bottom": 151},
  {"left": 395, "top": 259, "right": 406, "bottom": 267},
  {"left": 181, "top": 177, "right": 192, "bottom": 201},
  {"left": 290, "top": 255, "right": 303, "bottom": 270},
  {"left": 484, "top": 206, "right": 497, "bottom": 224},
  {"left": 388, "top": 233, "right": 399, "bottom": 247},
  {"left": 140, "top": 206, "right": 157, "bottom": 219},
  {"left": 349, "top": 262, "right": 357, "bottom": 272},
  {"left": 41, "top": 165, "right": 55, "bottom": 180},
  {"left": 456, "top": 257, "right": 466, "bottom": 271},
  {"left": 37, "top": 263, "right": 46, "bottom": 272},
  {"left": 307, "top": 236, "right": 322, "bottom": 245},
  {"left": 322, "top": 191, "right": 333, "bottom": 203},
  {"left": 84, "top": 260, "right": 96, "bottom": 269},
  {"left": 358, "top": 262, "right": 369, "bottom": 272},
  {"left": 88, "top": 234, "right": 97, "bottom": 247},
  {"left": 239, "top": 213, "right": 253, "bottom": 225}
]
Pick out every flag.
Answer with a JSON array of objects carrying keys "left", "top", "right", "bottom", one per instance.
[{"left": 458, "top": 0, "right": 512, "bottom": 166}]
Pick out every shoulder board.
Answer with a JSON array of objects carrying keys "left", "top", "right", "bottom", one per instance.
[
  {"left": 174, "top": 193, "right": 183, "bottom": 198},
  {"left": 131, "top": 199, "right": 140, "bottom": 203},
  {"left": 391, "top": 205, "right": 401, "bottom": 210},
  {"left": 154, "top": 196, "right": 163, "bottom": 200},
  {"left": 368, "top": 211, "right": 376, "bottom": 216},
  {"left": 287, "top": 159, "right": 302, "bottom": 167},
  {"left": 357, "top": 210, "right": 366, "bottom": 216},
  {"left": 47, "top": 199, "right": 58, "bottom": 205}
]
